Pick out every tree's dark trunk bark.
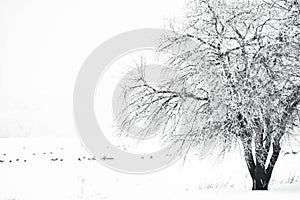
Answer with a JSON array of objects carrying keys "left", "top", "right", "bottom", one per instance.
[
  {"left": 241, "top": 135, "right": 281, "bottom": 191},
  {"left": 252, "top": 178, "right": 270, "bottom": 190},
  {"left": 251, "top": 164, "right": 271, "bottom": 190},
  {"left": 247, "top": 144, "right": 281, "bottom": 191}
]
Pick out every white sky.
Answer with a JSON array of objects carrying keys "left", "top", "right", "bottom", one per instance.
[{"left": 0, "top": 0, "right": 185, "bottom": 137}]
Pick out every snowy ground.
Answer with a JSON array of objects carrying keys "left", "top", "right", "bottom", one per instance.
[{"left": 0, "top": 138, "right": 299, "bottom": 200}]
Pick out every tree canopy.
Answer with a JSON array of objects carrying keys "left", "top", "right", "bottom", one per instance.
[{"left": 119, "top": 0, "right": 300, "bottom": 189}]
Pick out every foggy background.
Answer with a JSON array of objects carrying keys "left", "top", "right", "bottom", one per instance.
[{"left": 0, "top": 0, "right": 185, "bottom": 137}]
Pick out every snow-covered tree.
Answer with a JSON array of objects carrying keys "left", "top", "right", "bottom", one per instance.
[{"left": 119, "top": 0, "right": 300, "bottom": 190}]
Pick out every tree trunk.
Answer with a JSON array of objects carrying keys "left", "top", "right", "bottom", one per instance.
[
  {"left": 249, "top": 145, "right": 281, "bottom": 190},
  {"left": 252, "top": 163, "right": 272, "bottom": 190},
  {"left": 241, "top": 129, "right": 282, "bottom": 191},
  {"left": 242, "top": 140, "right": 281, "bottom": 191},
  {"left": 251, "top": 165, "right": 271, "bottom": 190},
  {"left": 252, "top": 177, "right": 270, "bottom": 190}
]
